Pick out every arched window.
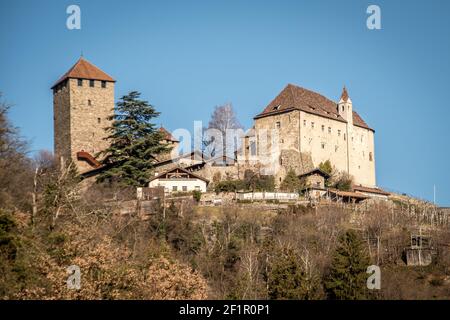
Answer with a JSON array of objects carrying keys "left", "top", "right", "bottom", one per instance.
[{"left": 369, "top": 152, "right": 373, "bottom": 161}]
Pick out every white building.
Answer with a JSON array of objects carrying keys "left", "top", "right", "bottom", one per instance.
[{"left": 148, "top": 167, "right": 209, "bottom": 193}]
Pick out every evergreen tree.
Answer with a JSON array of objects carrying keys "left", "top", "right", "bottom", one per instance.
[
  {"left": 267, "top": 245, "right": 319, "bottom": 299},
  {"left": 325, "top": 229, "right": 370, "bottom": 300},
  {"left": 96, "top": 91, "right": 169, "bottom": 186},
  {"left": 318, "top": 160, "right": 333, "bottom": 176},
  {"left": 280, "top": 168, "right": 302, "bottom": 192},
  {"left": 319, "top": 160, "right": 333, "bottom": 187}
]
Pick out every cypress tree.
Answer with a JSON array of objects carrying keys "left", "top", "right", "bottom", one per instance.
[
  {"left": 96, "top": 91, "right": 169, "bottom": 186},
  {"left": 325, "top": 229, "right": 371, "bottom": 300}
]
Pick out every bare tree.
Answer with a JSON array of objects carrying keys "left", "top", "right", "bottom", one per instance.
[{"left": 203, "top": 103, "right": 244, "bottom": 160}]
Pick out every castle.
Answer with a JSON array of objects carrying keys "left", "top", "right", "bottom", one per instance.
[
  {"left": 52, "top": 57, "right": 115, "bottom": 172},
  {"left": 238, "top": 84, "right": 376, "bottom": 187},
  {"left": 52, "top": 58, "right": 376, "bottom": 189}
]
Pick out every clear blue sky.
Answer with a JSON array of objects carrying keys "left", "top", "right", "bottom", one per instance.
[{"left": 1, "top": 0, "right": 449, "bottom": 206}]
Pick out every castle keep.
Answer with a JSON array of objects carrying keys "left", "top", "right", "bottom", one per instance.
[
  {"left": 52, "top": 58, "right": 115, "bottom": 172},
  {"left": 239, "top": 84, "right": 376, "bottom": 187}
]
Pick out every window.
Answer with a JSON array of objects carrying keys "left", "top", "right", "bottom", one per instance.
[
  {"left": 89, "top": 80, "right": 94, "bottom": 87},
  {"left": 328, "top": 127, "right": 331, "bottom": 134},
  {"left": 342, "top": 106, "right": 344, "bottom": 112},
  {"left": 303, "top": 120, "right": 307, "bottom": 127},
  {"left": 311, "top": 122, "right": 315, "bottom": 129},
  {"left": 250, "top": 141, "right": 256, "bottom": 156},
  {"left": 369, "top": 152, "right": 373, "bottom": 161},
  {"left": 276, "top": 121, "right": 281, "bottom": 129},
  {"left": 97, "top": 118, "right": 101, "bottom": 124},
  {"left": 172, "top": 186, "right": 178, "bottom": 192},
  {"left": 338, "top": 130, "right": 341, "bottom": 137},
  {"left": 321, "top": 125, "right": 325, "bottom": 132},
  {"left": 101, "top": 81, "right": 106, "bottom": 88},
  {"left": 182, "top": 186, "right": 187, "bottom": 192},
  {"left": 77, "top": 79, "right": 83, "bottom": 86},
  {"left": 280, "top": 139, "right": 284, "bottom": 144},
  {"left": 321, "top": 143, "right": 325, "bottom": 149},
  {"left": 195, "top": 186, "right": 201, "bottom": 191},
  {"left": 88, "top": 99, "right": 92, "bottom": 106},
  {"left": 344, "top": 133, "right": 346, "bottom": 140}
]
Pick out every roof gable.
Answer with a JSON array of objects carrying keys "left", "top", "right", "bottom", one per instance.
[
  {"left": 149, "top": 167, "right": 209, "bottom": 183},
  {"left": 52, "top": 57, "right": 115, "bottom": 89}
]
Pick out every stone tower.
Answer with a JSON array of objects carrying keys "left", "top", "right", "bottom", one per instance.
[{"left": 52, "top": 57, "right": 115, "bottom": 173}]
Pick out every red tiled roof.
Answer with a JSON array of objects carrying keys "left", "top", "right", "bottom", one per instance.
[
  {"left": 52, "top": 57, "right": 115, "bottom": 89},
  {"left": 159, "top": 127, "right": 179, "bottom": 142},
  {"left": 254, "top": 84, "right": 373, "bottom": 131},
  {"left": 353, "top": 185, "right": 390, "bottom": 196},
  {"left": 340, "top": 86, "right": 349, "bottom": 102}
]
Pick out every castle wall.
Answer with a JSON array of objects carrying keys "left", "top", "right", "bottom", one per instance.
[
  {"left": 299, "top": 110, "right": 349, "bottom": 175},
  {"left": 53, "top": 81, "right": 71, "bottom": 165},
  {"left": 348, "top": 125, "right": 376, "bottom": 187},
  {"left": 68, "top": 78, "right": 114, "bottom": 172},
  {"left": 245, "top": 109, "right": 376, "bottom": 188},
  {"left": 53, "top": 78, "right": 114, "bottom": 173}
]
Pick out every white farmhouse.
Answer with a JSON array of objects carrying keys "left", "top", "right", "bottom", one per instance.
[{"left": 148, "top": 167, "right": 209, "bottom": 193}]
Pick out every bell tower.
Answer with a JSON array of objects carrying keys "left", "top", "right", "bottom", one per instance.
[
  {"left": 52, "top": 57, "right": 115, "bottom": 172},
  {"left": 338, "top": 86, "right": 353, "bottom": 126}
]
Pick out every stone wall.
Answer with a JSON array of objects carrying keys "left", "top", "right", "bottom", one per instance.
[{"left": 53, "top": 78, "right": 114, "bottom": 173}]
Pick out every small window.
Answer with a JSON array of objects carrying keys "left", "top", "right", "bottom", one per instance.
[
  {"left": 97, "top": 118, "right": 101, "bottom": 124},
  {"left": 321, "top": 143, "right": 325, "bottom": 149},
  {"left": 338, "top": 130, "right": 341, "bottom": 136},
  {"left": 369, "top": 152, "right": 373, "bottom": 162},
  {"left": 311, "top": 122, "right": 314, "bottom": 129},
  {"left": 101, "top": 81, "right": 106, "bottom": 88},
  {"left": 342, "top": 106, "right": 344, "bottom": 112},
  {"left": 88, "top": 99, "right": 92, "bottom": 106},
  {"left": 89, "top": 80, "right": 94, "bottom": 87},
  {"left": 280, "top": 139, "right": 284, "bottom": 144},
  {"left": 195, "top": 186, "right": 201, "bottom": 191},
  {"left": 172, "top": 186, "right": 178, "bottom": 192},
  {"left": 273, "top": 105, "right": 281, "bottom": 110},
  {"left": 77, "top": 79, "right": 83, "bottom": 86},
  {"left": 344, "top": 133, "right": 346, "bottom": 140},
  {"left": 328, "top": 127, "right": 331, "bottom": 134},
  {"left": 303, "top": 120, "right": 307, "bottom": 127},
  {"left": 182, "top": 186, "right": 187, "bottom": 192},
  {"left": 321, "top": 125, "right": 325, "bottom": 132},
  {"left": 276, "top": 121, "right": 281, "bottom": 129}
]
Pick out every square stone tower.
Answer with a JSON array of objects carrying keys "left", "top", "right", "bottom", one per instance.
[{"left": 52, "top": 57, "right": 115, "bottom": 173}]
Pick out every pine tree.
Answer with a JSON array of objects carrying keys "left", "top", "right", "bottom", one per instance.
[
  {"left": 325, "top": 229, "right": 370, "bottom": 300},
  {"left": 280, "top": 168, "right": 303, "bottom": 192},
  {"left": 267, "top": 245, "right": 319, "bottom": 299},
  {"left": 96, "top": 91, "right": 169, "bottom": 186}
]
